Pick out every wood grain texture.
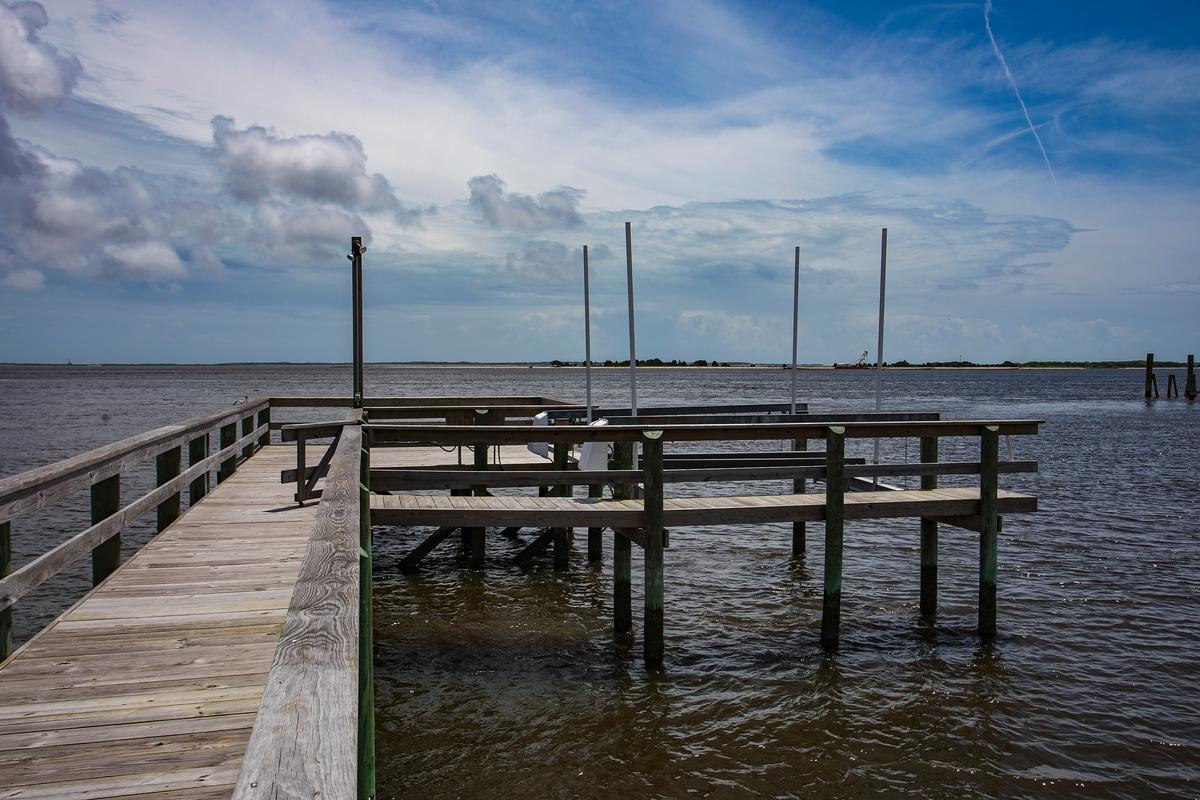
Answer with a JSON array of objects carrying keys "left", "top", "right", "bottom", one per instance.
[
  {"left": 232, "top": 417, "right": 363, "bottom": 800},
  {"left": 0, "top": 444, "right": 316, "bottom": 799}
]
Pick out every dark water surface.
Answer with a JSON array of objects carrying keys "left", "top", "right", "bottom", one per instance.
[{"left": 1, "top": 365, "right": 1196, "bottom": 799}]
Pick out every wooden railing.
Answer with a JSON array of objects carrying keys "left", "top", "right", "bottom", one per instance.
[
  {"left": 367, "top": 418, "right": 1041, "bottom": 659},
  {"left": 0, "top": 398, "right": 271, "bottom": 660},
  {"left": 232, "top": 410, "right": 372, "bottom": 800}
]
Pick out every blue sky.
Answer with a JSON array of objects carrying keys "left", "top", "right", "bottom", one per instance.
[{"left": 0, "top": 0, "right": 1197, "bottom": 363}]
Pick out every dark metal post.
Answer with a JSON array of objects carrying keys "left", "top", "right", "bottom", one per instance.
[{"left": 351, "top": 236, "right": 365, "bottom": 408}]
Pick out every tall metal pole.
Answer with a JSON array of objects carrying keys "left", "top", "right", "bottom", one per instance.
[
  {"left": 351, "top": 236, "right": 365, "bottom": 408},
  {"left": 791, "top": 246, "right": 800, "bottom": 414},
  {"left": 873, "top": 228, "right": 887, "bottom": 475},
  {"left": 583, "top": 245, "right": 593, "bottom": 423},
  {"left": 625, "top": 221, "right": 638, "bottom": 416}
]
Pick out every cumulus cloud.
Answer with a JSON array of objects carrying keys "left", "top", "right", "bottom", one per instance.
[
  {"left": 468, "top": 174, "right": 584, "bottom": 230},
  {"left": 251, "top": 201, "right": 370, "bottom": 265},
  {"left": 211, "top": 115, "right": 420, "bottom": 220},
  {"left": 500, "top": 241, "right": 608, "bottom": 288},
  {"left": 0, "top": 116, "right": 223, "bottom": 283},
  {"left": 0, "top": 2, "right": 81, "bottom": 113}
]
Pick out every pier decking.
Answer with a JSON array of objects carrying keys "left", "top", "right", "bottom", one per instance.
[
  {"left": 0, "top": 395, "right": 1042, "bottom": 798},
  {"left": 0, "top": 445, "right": 313, "bottom": 798}
]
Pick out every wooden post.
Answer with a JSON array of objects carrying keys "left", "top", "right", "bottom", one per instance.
[
  {"left": 587, "top": 483, "right": 603, "bottom": 562},
  {"left": 1166, "top": 374, "right": 1179, "bottom": 398},
  {"left": 979, "top": 425, "right": 1000, "bottom": 641},
  {"left": 218, "top": 422, "right": 237, "bottom": 483},
  {"left": 257, "top": 406, "right": 271, "bottom": 448},
  {"left": 919, "top": 436, "right": 938, "bottom": 617},
  {"left": 188, "top": 434, "right": 208, "bottom": 505},
  {"left": 357, "top": 440, "right": 375, "bottom": 799},
  {"left": 241, "top": 413, "right": 254, "bottom": 461},
  {"left": 90, "top": 474, "right": 120, "bottom": 586},
  {"left": 1145, "top": 353, "right": 1155, "bottom": 399},
  {"left": 467, "top": 411, "right": 487, "bottom": 569},
  {"left": 612, "top": 441, "right": 633, "bottom": 636},
  {"left": 156, "top": 445, "right": 182, "bottom": 533},
  {"left": 642, "top": 431, "right": 665, "bottom": 668},
  {"left": 820, "top": 426, "right": 845, "bottom": 651},
  {"left": 552, "top": 442, "right": 571, "bottom": 570},
  {"left": 0, "top": 521, "right": 11, "bottom": 660},
  {"left": 1187, "top": 354, "right": 1197, "bottom": 400},
  {"left": 792, "top": 437, "right": 807, "bottom": 556}
]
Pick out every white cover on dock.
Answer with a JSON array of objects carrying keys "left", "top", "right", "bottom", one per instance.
[
  {"left": 528, "top": 411, "right": 550, "bottom": 458},
  {"left": 578, "top": 418, "right": 610, "bottom": 471}
]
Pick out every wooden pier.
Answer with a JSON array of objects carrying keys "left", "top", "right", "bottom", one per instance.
[{"left": 0, "top": 395, "right": 1041, "bottom": 797}]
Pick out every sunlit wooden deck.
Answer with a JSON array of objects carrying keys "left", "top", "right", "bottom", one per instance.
[{"left": 0, "top": 445, "right": 314, "bottom": 799}]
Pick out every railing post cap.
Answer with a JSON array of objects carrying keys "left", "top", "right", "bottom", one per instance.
[
  {"left": 643, "top": 430, "right": 663, "bottom": 440},
  {"left": 827, "top": 425, "right": 845, "bottom": 435}
]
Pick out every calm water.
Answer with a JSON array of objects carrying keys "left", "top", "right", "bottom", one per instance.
[{"left": 0, "top": 365, "right": 1196, "bottom": 799}]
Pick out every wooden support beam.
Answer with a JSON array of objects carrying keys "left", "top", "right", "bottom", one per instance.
[
  {"left": 155, "top": 445, "right": 182, "bottom": 533},
  {"left": 187, "top": 434, "right": 208, "bottom": 506},
  {"left": 399, "top": 527, "right": 459, "bottom": 573},
  {"left": 919, "top": 436, "right": 938, "bottom": 617},
  {"left": 257, "top": 407, "right": 271, "bottom": 448},
  {"left": 587, "top": 483, "right": 603, "bottom": 562},
  {"left": 499, "top": 526, "right": 522, "bottom": 538},
  {"left": 513, "top": 528, "right": 556, "bottom": 567},
  {"left": 820, "top": 427, "right": 845, "bottom": 651},
  {"left": 612, "top": 442, "right": 633, "bottom": 636},
  {"left": 642, "top": 432, "right": 665, "bottom": 669},
  {"left": 0, "top": 521, "right": 10, "bottom": 660},
  {"left": 551, "top": 442, "right": 571, "bottom": 571},
  {"left": 90, "top": 474, "right": 120, "bottom": 586},
  {"left": 241, "top": 413, "right": 255, "bottom": 461},
  {"left": 218, "top": 422, "right": 237, "bottom": 484},
  {"left": 979, "top": 425, "right": 1000, "bottom": 641},
  {"left": 792, "top": 437, "right": 807, "bottom": 557}
]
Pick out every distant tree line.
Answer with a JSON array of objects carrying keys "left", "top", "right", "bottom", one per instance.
[{"left": 548, "top": 358, "right": 733, "bottom": 367}]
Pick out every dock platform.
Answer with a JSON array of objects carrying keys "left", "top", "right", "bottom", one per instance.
[{"left": 0, "top": 445, "right": 313, "bottom": 799}]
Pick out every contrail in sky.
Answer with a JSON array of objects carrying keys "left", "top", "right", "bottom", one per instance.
[{"left": 983, "top": 0, "right": 1058, "bottom": 188}]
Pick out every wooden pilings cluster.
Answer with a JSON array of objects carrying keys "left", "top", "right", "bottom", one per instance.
[
  {"left": 365, "top": 416, "right": 1040, "bottom": 667},
  {"left": 1145, "top": 353, "right": 1197, "bottom": 400}
]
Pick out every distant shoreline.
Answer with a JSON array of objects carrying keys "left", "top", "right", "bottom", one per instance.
[{"left": 0, "top": 362, "right": 1177, "bottom": 370}]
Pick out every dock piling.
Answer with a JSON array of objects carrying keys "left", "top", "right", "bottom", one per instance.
[
  {"left": 1145, "top": 353, "right": 1156, "bottom": 399},
  {"left": 218, "top": 421, "right": 237, "bottom": 483},
  {"left": 155, "top": 445, "right": 182, "bottom": 532},
  {"left": 587, "top": 482, "right": 603, "bottom": 562},
  {"left": 467, "top": 411, "right": 487, "bottom": 568},
  {"left": 1187, "top": 354, "right": 1197, "bottom": 400},
  {"left": 919, "top": 436, "right": 938, "bottom": 617},
  {"left": 612, "top": 441, "right": 633, "bottom": 636},
  {"left": 552, "top": 442, "right": 571, "bottom": 570},
  {"left": 90, "top": 474, "right": 120, "bottom": 585},
  {"left": 642, "top": 432, "right": 665, "bottom": 668},
  {"left": 979, "top": 425, "right": 1000, "bottom": 641},
  {"left": 792, "top": 436, "right": 807, "bottom": 556},
  {"left": 820, "top": 427, "right": 846, "bottom": 651},
  {"left": 0, "top": 521, "right": 10, "bottom": 659},
  {"left": 187, "top": 433, "right": 208, "bottom": 505}
]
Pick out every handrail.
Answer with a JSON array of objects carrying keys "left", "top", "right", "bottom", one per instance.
[
  {"left": 0, "top": 422, "right": 268, "bottom": 612},
  {"left": 367, "top": 419, "right": 1042, "bottom": 445},
  {"left": 269, "top": 395, "right": 573, "bottom": 408},
  {"left": 0, "top": 397, "right": 270, "bottom": 523},
  {"left": 234, "top": 411, "right": 364, "bottom": 799}
]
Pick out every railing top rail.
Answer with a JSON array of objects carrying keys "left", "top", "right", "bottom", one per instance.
[
  {"left": 269, "top": 395, "right": 574, "bottom": 408},
  {"left": 234, "top": 409, "right": 363, "bottom": 798},
  {"left": 544, "top": 402, "right": 803, "bottom": 420},
  {"left": 366, "top": 419, "right": 1042, "bottom": 445},
  {"left": 0, "top": 397, "right": 270, "bottom": 520}
]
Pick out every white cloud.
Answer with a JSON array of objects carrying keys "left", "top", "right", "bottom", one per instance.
[
  {"left": 0, "top": 1, "right": 81, "bottom": 112},
  {"left": 468, "top": 174, "right": 583, "bottom": 230}
]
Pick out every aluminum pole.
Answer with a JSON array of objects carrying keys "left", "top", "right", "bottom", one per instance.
[
  {"left": 873, "top": 227, "right": 887, "bottom": 476},
  {"left": 791, "top": 245, "right": 800, "bottom": 414},
  {"left": 583, "top": 245, "right": 593, "bottom": 423},
  {"left": 625, "top": 221, "right": 638, "bottom": 416},
  {"left": 350, "top": 236, "right": 365, "bottom": 408}
]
